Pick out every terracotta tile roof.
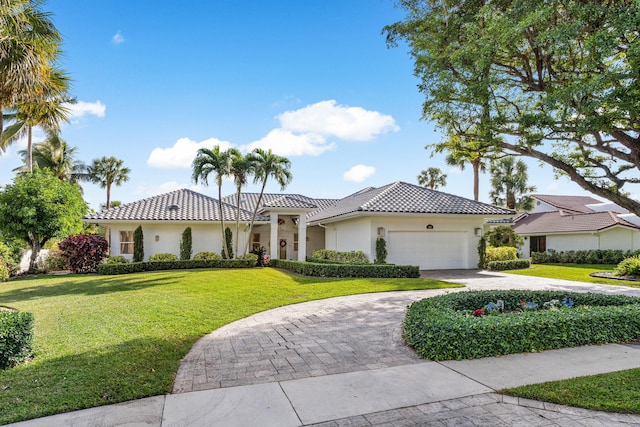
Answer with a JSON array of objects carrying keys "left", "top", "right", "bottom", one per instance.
[
  {"left": 84, "top": 189, "right": 266, "bottom": 222},
  {"left": 308, "top": 181, "right": 514, "bottom": 223},
  {"left": 533, "top": 194, "right": 602, "bottom": 214},
  {"left": 513, "top": 211, "right": 640, "bottom": 235}
]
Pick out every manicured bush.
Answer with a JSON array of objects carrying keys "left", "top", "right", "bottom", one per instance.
[
  {"left": 58, "top": 234, "right": 109, "bottom": 273},
  {"left": 374, "top": 237, "right": 387, "bottom": 264},
  {"left": 485, "top": 226, "right": 523, "bottom": 248},
  {"left": 148, "top": 253, "right": 178, "bottom": 262},
  {"left": 0, "top": 260, "right": 8, "bottom": 282},
  {"left": 193, "top": 251, "right": 222, "bottom": 261},
  {"left": 44, "top": 248, "right": 66, "bottom": 272},
  {"left": 477, "top": 235, "right": 487, "bottom": 268},
  {"left": 487, "top": 259, "right": 530, "bottom": 271},
  {"left": 404, "top": 290, "right": 640, "bottom": 361},
  {"left": 0, "top": 310, "right": 34, "bottom": 369},
  {"left": 133, "top": 226, "right": 144, "bottom": 263},
  {"left": 485, "top": 246, "right": 517, "bottom": 263},
  {"left": 238, "top": 253, "right": 259, "bottom": 265},
  {"left": 97, "top": 258, "right": 256, "bottom": 275},
  {"left": 271, "top": 259, "right": 420, "bottom": 278},
  {"left": 223, "top": 227, "right": 233, "bottom": 259},
  {"left": 310, "top": 249, "right": 370, "bottom": 264},
  {"left": 180, "top": 227, "right": 192, "bottom": 261},
  {"left": 250, "top": 246, "right": 267, "bottom": 267},
  {"left": 614, "top": 255, "right": 640, "bottom": 277},
  {"left": 532, "top": 249, "right": 638, "bottom": 265},
  {"left": 105, "top": 256, "right": 129, "bottom": 264}
]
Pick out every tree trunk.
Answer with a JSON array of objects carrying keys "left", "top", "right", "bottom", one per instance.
[
  {"left": 472, "top": 160, "right": 480, "bottom": 201},
  {"left": 506, "top": 192, "right": 516, "bottom": 210},
  {"left": 235, "top": 189, "right": 241, "bottom": 258},
  {"left": 27, "top": 126, "right": 33, "bottom": 172},
  {"left": 28, "top": 240, "right": 41, "bottom": 273},
  {"left": 244, "top": 180, "right": 268, "bottom": 256},
  {"left": 106, "top": 182, "right": 111, "bottom": 210},
  {"left": 218, "top": 180, "right": 228, "bottom": 259}
]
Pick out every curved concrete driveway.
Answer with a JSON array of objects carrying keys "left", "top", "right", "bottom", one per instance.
[{"left": 168, "top": 270, "right": 640, "bottom": 426}]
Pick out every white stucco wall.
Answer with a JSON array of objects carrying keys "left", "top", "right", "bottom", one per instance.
[
  {"left": 332, "top": 218, "right": 373, "bottom": 259},
  {"left": 546, "top": 234, "right": 600, "bottom": 253},
  {"left": 521, "top": 227, "right": 640, "bottom": 255},
  {"left": 107, "top": 222, "right": 250, "bottom": 261}
]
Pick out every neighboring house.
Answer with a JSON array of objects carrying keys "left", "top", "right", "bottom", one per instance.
[
  {"left": 514, "top": 194, "right": 640, "bottom": 257},
  {"left": 83, "top": 181, "right": 514, "bottom": 269}
]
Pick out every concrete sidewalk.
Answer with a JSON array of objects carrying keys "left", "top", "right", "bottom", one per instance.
[
  {"left": 8, "top": 270, "right": 640, "bottom": 426},
  {"left": 9, "top": 343, "right": 640, "bottom": 426}
]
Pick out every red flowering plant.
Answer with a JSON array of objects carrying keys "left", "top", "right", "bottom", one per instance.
[
  {"left": 472, "top": 308, "right": 485, "bottom": 316},
  {"left": 58, "top": 234, "right": 109, "bottom": 273}
]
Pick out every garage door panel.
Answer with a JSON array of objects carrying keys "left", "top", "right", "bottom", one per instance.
[{"left": 387, "top": 231, "right": 467, "bottom": 269}]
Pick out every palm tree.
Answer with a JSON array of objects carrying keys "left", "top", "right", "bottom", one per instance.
[
  {"left": 243, "top": 148, "right": 292, "bottom": 255},
  {"left": 0, "top": 0, "right": 64, "bottom": 138},
  {"left": 192, "top": 145, "right": 231, "bottom": 259},
  {"left": 1, "top": 67, "right": 72, "bottom": 171},
  {"left": 489, "top": 157, "right": 536, "bottom": 211},
  {"left": 417, "top": 167, "right": 447, "bottom": 190},
  {"left": 228, "top": 149, "right": 253, "bottom": 257},
  {"left": 87, "top": 156, "right": 130, "bottom": 210},
  {"left": 14, "top": 134, "right": 89, "bottom": 186}
]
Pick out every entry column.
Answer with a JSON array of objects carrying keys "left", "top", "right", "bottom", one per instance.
[
  {"left": 270, "top": 214, "right": 279, "bottom": 259},
  {"left": 297, "top": 214, "right": 306, "bottom": 261}
]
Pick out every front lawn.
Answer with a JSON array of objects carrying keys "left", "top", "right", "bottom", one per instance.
[
  {"left": 506, "top": 263, "right": 640, "bottom": 287},
  {"left": 0, "top": 268, "right": 458, "bottom": 424},
  {"left": 503, "top": 367, "right": 640, "bottom": 414}
]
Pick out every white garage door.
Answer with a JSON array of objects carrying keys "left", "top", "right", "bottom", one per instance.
[{"left": 387, "top": 231, "right": 468, "bottom": 269}]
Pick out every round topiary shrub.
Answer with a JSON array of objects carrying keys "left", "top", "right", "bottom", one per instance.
[
  {"left": 148, "top": 253, "right": 178, "bottom": 262},
  {"left": 404, "top": 290, "right": 640, "bottom": 361},
  {"left": 105, "top": 256, "right": 130, "bottom": 264},
  {"left": 193, "top": 251, "right": 222, "bottom": 261},
  {"left": 614, "top": 255, "right": 640, "bottom": 277}
]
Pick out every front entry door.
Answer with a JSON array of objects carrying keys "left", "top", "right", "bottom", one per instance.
[
  {"left": 530, "top": 236, "right": 546, "bottom": 256},
  {"left": 279, "top": 239, "right": 287, "bottom": 259}
]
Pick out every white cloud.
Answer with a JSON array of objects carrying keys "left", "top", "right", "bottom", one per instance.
[
  {"left": 112, "top": 31, "right": 125, "bottom": 45},
  {"left": 242, "top": 128, "right": 335, "bottom": 157},
  {"left": 278, "top": 100, "right": 399, "bottom": 141},
  {"left": 147, "top": 137, "right": 232, "bottom": 169},
  {"left": 67, "top": 100, "right": 106, "bottom": 119},
  {"left": 343, "top": 164, "right": 376, "bottom": 183}
]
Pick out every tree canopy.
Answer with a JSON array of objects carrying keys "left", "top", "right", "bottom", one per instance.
[
  {"left": 0, "top": 169, "right": 86, "bottom": 272},
  {"left": 489, "top": 157, "right": 536, "bottom": 211},
  {"left": 385, "top": 0, "right": 640, "bottom": 214}
]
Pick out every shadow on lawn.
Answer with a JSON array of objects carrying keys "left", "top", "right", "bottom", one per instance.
[
  {"left": 0, "top": 272, "right": 187, "bottom": 303},
  {"left": 0, "top": 335, "right": 195, "bottom": 425}
]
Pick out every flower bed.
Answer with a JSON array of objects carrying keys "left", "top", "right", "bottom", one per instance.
[{"left": 404, "top": 290, "right": 640, "bottom": 361}]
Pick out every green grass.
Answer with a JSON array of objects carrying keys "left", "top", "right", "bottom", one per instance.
[
  {"left": 503, "top": 367, "right": 640, "bottom": 414},
  {"left": 506, "top": 263, "right": 640, "bottom": 287},
  {"left": 0, "top": 268, "right": 459, "bottom": 424},
  {"left": 504, "top": 263, "right": 640, "bottom": 413}
]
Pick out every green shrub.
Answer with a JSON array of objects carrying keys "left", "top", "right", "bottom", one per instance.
[
  {"left": 271, "top": 259, "right": 419, "bottom": 278},
  {"left": 44, "top": 248, "right": 66, "bottom": 272},
  {"left": 374, "top": 237, "right": 387, "bottom": 264},
  {"left": 223, "top": 227, "right": 233, "bottom": 259},
  {"left": 614, "top": 255, "right": 640, "bottom": 277},
  {"left": 0, "top": 260, "right": 8, "bottom": 282},
  {"left": 98, "top": 258, "right": 256, "bottom": 275},
  {"left": 0, "top": 310, "right": 34, "bottom": 369},
  {"left": 0, "top": 240, "right": 22, "bottom": 275},
  {"left": 193, "top": 251, "right": 222, "bottom": 261},
  {"left": 487, "top": 259, "right": 530, "bottom": 271},
  {"left": 485, "top": 246, "right": 517, "bottom": 263},
  {"left": 477, "top": 235, "right": 487, "bottom": 268},
  {"left": 238, "top": 253, "right": 258, "bottom": 264},
  {"left": 105, "top": 256, "right": 129, "bottom": 264},
  {"left": 485, "top": 226, "right": 523, "bottom": 248},
  {"left": 311, "top": 249, "right": 370, "bottom": 264},
  {"left": 180, "top": 227, "right": 192, "bottom": 261},
  {"left": 404, "top": 290, "right": 640, "bottom": 361},
  {"left": 133, "top": 226, "right": 144, "bottom": 263},
  {"left": 532, "top": 249, "right": 636, "bottom": 265},
  {"left": 148, "top": 253, "right": 178, "bottom": 262}
]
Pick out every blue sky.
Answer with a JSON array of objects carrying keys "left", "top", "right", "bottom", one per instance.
[{"left": 0, "top": 0, "right": 617, "bottom": 210}]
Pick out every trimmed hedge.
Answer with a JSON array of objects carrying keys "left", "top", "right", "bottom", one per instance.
[
  {"left": 310, "top": 249, "right": 370, "bottom": 264},
  {"left": 487, "top": 259, "right": 530, "bottom": 271},
  {"left": 0, "top": 311, "right": 34, "bottom": 369},
  {"left": 485, "top": 246, "right": 517, "bottom": 263},
  {"left": 271, "top": 259, "right": 420, "bottom": 278},
  {"left": 532, "top": 249, "right": 640, "bottom": 265},
  {"left": 148, "top": 253, "right": 178, "bottom": 262},
  {"left": 404, "top": 290, "right": 640, "bottom": 361},
  {"left": 98, "top": 258, "right": 256, "bottom": 275}
]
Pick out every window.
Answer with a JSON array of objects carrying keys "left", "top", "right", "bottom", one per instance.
[
  {"left": 252, "top": 233, "right": 261, "bottom": 252},
  {"left": 120, "top": 230, "right": 134, "bottom": 255},
  {"left": 294, "top": 233, "right": 298, "bottom": 251},
  {"left": 530, "top": 236, "right": 546, "bottom": 256}
]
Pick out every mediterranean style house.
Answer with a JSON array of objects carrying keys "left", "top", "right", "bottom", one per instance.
[{"left": 83, "top": 181, "right": 514, "bottom": 270}]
